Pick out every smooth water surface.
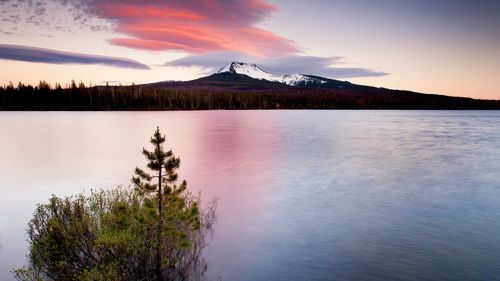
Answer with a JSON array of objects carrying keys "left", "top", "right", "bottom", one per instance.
[{"left": 1, "top": 111, "right": 500, "bottom": 280}]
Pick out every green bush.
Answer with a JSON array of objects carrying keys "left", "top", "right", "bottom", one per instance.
[{"left": 14, "top": 128, "right": 216, "bottom": 281}]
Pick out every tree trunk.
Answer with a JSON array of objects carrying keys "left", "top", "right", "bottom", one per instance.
[{"left": 157, "top": 142, "right": 163, "bottom": 281}]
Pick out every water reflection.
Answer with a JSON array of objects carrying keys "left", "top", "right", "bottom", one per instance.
[{"left": 1, "top": 111, "right": 500, "bottom": 281}]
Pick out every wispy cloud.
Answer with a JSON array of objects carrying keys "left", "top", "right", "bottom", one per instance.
[
  {"left": 0, "top": 44, "right": 150, "bottom": 69},
  {"left": 0, "top": 0, "right": 112, "bottom": 33},
  {"left": 4, "top": 0, "right": 298, "bottom": 56},
  {"left": 90, "top": 0, "right": 297, "bottom": 56},
  {"left": 0, "top": 1, "right": 386, "bottom": 79},
  {"left": 165, "top": 52, "right": 388, "bottom": 78}
]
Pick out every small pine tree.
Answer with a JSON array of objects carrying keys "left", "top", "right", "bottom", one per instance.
[
  {"left": 13, "top": 127, "right": 214, "bottom": 281},
  {"left": 132, "top": 127, "right": 186, "bottom": 281}
]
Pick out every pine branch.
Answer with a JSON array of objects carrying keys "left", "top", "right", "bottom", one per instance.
[
  {"left": 143, "top": 183, "right": 158, "bottom": 191},
  {"left": 131, "top": 176, "right": 142, "bottom": 187},
  {"left": 147, "top": 161, "right": 162, "bottom": 171},
  {"left": 135, "top": 167, "right": 152, "bottom": 181},
  {"left": 142, "top": 148, "right": 156, "bottom": 161}
]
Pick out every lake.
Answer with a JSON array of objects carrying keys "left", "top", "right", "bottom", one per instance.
[{"left": 1, "top": 110, "right": 500, "bottom": 280}]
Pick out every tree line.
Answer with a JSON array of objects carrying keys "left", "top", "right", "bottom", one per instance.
[{"left": 1, "top": 80, "right": 499, "bottom": 110}]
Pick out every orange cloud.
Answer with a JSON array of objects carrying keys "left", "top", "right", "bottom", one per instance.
[
  {"left": 86, "top": 0, "right": 298, "bottom": 56},
  {"left": 97, "top": 4, "right": 205, "bottom": 20},
  {"left": 109, "top": 38, "right": 207, "bottom": 53}
]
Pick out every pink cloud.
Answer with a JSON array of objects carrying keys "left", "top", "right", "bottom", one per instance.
[{"left": 82, "top": 0, "right": 298, "bottom": 56}]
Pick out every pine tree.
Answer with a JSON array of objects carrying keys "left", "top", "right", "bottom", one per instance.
[
  {"left": 14, "top": 127, "right": 214, "bottom": 281},
  {"left": 132, "top": 127, "right": 186, "bottom": 281}
]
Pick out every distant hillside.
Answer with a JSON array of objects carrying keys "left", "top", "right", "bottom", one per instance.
[{"left": 1, "top": 63, "right": 499, "bottom": 110}]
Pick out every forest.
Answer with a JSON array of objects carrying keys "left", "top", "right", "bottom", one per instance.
[{"left": 1, "top": 79, "right": 499, "bottom": 110}]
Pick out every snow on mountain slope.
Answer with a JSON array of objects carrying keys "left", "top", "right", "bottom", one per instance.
[{"left": 217, "top": 62, "right": 326, "bottom": 86}]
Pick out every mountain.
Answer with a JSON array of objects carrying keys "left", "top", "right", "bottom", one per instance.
[
  {"left": 215, "top": 62, "right": 377, "bottom": 91},
  {"left": 217, "top": 62, "right": 325, "bottom": 86},
  {"left": 147, "top": 62, "right": 378, "bottom": 93},
  {"left": 147, "top": 61, "right": 376, "bottom": 91}
]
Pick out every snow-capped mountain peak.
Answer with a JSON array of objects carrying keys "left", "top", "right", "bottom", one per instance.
[
  {"left": 217, "top": 62, "right": 326, "bottom": 86},
  {"left": 217, "top": 62, "right": 261, "bottom": 74}
]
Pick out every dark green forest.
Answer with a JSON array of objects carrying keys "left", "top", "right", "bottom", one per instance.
[{"left": 1, "top": 79, "right": 499, "bottom": 110}]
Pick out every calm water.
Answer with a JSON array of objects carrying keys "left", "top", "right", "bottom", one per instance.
[{"left": 1, "top": 111, "right": 500, "bottom": 280}]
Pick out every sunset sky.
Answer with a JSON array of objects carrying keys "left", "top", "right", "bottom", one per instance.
[{"left": 0, "top": 0, "right": 499, "bottom": 99}]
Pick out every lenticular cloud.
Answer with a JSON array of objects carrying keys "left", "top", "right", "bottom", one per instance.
[
  {"left": 0, "top": 44, "right": 150, "bottom": 69},
  {"left": 66, "top": 0, "right": 298, "bottom": 56}
]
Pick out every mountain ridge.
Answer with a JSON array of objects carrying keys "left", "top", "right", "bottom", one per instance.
[{"left": 216, "top": 62, "right": 328, "bottom": 87}]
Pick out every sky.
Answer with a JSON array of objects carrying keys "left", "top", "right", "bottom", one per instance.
[{"left": 0, "top": 0, "right": 499, "bottom": 99}]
